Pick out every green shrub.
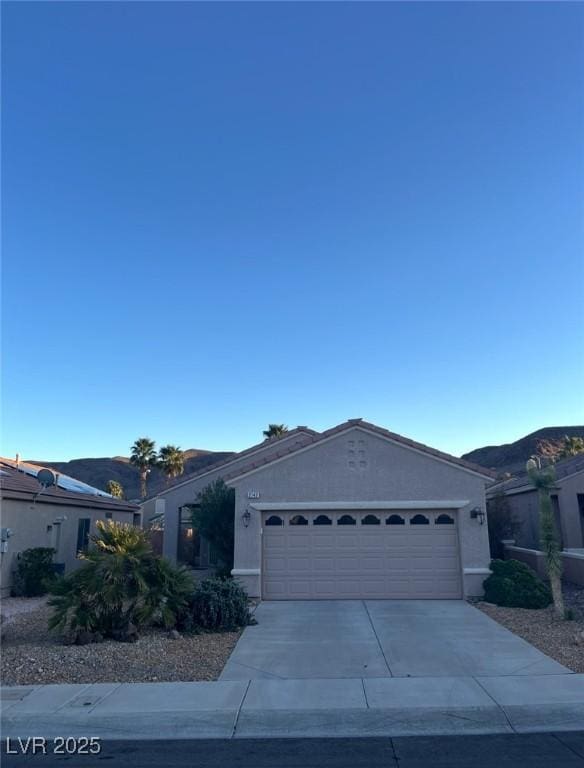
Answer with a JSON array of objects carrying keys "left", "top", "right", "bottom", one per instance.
[
  {"left": 48, "top": 521, "right": 194, "bottom": 642},
  {"left": 12, "top": 548, "right": 56, "bottom": 596},
  {"left": 483, "top": 559, "right": 552, "bottom": 609},
  {"left": 178, "top": 577, "right": 253, "bottom": 633}
]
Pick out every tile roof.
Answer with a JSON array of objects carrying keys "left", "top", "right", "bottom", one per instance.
[
  {"left": 488, "top": 452, "right": 584, "bottom": 495},
  {"left": 0, "top": 460, "right": 140, "bottom": 512},
  {"left": 223, "top": 419, "right": 497, "bottom": 482},
  {"left": 143, "top": 426, "right": 319, "bottom": 501}
]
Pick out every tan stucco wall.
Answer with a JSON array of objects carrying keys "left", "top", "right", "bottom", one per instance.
[
  {"left": 141, "top": 431, "right": 315, "bottom": 561},
  {"left": 557, "top": 470, "right": 584, "bottom": 548},
  {"left": 229, "top": 426, "right": 492, "bottom": 599},
  {"left": 504, "top": 544, "right": 584, "bottom": 587},
  {"left": 0, "top": 498, "right": 136, "bottom": 596},
  {"left": 493, "top": 469, "right": 584, "bottom": 551},
  {"left": 495, "top": 489, "right": 540, "bottom": 549}
]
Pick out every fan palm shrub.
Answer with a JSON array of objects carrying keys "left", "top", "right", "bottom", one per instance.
[{"left": 48, "top": 521, "right": 193, "bottom": 642}]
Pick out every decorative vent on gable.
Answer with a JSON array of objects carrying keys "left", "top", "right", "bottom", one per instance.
[{"left": 347, "top": 439, "right": 367, "bottom": 470}]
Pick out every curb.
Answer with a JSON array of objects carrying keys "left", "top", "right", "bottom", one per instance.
[{"left": 2, "top": 676, "right": 584, "bottom": 740}]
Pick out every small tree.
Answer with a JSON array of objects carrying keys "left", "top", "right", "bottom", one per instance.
[
  {"left": 263, "top": 424, "right": 288, "bottom": 440},
  {"left": 130, "top": 437, "right": 157, "bottom": 498},
  {"left": 558, "top": 435, "right": 584, "bottom": 459},
  {"left": 486, "top": 491, "right": 521, "bottom": 559},
  {"left": 158, "top": 445, "right": 185, "bottom": 484},
  {"left": 106, "top": 480, "right": 124, "bottom": 499},
  {"left": 191, "top": 479, "right": 235, "bottom": 576},
  {"left": 526, "top": 459, "right": 564, "bottom": 618}
]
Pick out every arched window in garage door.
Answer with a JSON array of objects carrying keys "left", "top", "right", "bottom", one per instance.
[
  {"left": 410, "top": 514, "right": 430, "bottom": 525},
  {"left": 289, "top": 514, "right": 309, "bottom": 525},
  {"left": 362, "top": 514, "right": 381, "bottom": 525},
  {"left": 313, "top": 514, "right": 333, "bottom": 525},
  {"left": 435, "top": 513, "right": 455, "bottom": 525},
  {"left": 337, "top": 514, "right": 357, "bottom": 525},
  {"left": 265, "top": 515, "right": 284, "bottom": 526},
  {"left": 386, "top": 514, "right": 405, "bottom": 525}
]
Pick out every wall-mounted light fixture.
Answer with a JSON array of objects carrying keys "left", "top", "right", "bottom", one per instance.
[
  {"left": 242, "top": 509, "right": 251, "bottom": 528},
  {"left": 470, "top": 507, "right": 486, "bottom": 525}
]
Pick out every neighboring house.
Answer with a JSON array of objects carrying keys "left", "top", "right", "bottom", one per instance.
[
  {"left": 0, "top": 458, "right": 141, "bottom": 596},
  {"left": 486, "top": 454, "right": 584, "bottom": 585},
  {"left": 487, "top": 454, "right": 584, "bottom": 550},
  {"left": 142, "top": 419, "right": 495, "bottom": 600}
]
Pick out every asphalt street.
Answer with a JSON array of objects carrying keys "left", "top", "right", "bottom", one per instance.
[{"left": 2, "top": 733, "right": 584, "bottom": 768}]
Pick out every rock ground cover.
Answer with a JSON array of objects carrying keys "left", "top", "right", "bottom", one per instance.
[
  {"left": 477, "top": 582, "right": 584, "bottom": 673},
  {"left": 1, "top": 600, "right": 241, "bottom": 685}
]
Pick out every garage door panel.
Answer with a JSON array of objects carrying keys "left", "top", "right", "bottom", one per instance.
[
  {"left": 312, "top": 534, "right": 335, "bottom": 544},
  {"left": 262, "top": 510, "right": 462, "bottom": 599},
  {"left": 287, "top": 537, "right": 311, "bottom": 549},
  {"left": 336, "top": 580, "right": 364, "bottom": 597}
]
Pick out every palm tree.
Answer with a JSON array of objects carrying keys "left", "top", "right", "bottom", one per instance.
[
  {"left": 130, "top": 437, "right": 157, "bottom": 499},
  {"left": 526, "top": 458, "right": 564, "bottom": 618},
  {"left": 263, "top": 424, "right": 288, "bottom": 440},
  {"left": 558, "top": 436, "right": 584, "bottom": 459},
  {"left": 158, "top": 445, "right": 185, "bottom": 484},
  {"left": 105, "top": 480, "right": 124, "bottom": 499}
]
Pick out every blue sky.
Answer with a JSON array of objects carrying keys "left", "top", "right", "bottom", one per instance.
[{"left": 2, "top": 2, "right": 583, "bottom": 462}]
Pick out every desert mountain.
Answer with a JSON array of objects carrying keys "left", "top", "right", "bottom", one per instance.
[
  {"left": 461, "top": 426, "right": 584, "bottom": 476},
  {"left": 27, "top": 449, "right": 235, "bottom": 501},
  {"left": 27, "top": 425, "right": 584, "bottom": 500}
]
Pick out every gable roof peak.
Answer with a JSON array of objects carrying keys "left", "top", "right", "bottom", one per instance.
[{"left": 225, "top": 418, "right": 497, "bottom": 482}]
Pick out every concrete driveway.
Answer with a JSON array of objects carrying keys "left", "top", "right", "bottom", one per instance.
[{"left": 220, "top": 600, "right": 569, "bottom": 680}]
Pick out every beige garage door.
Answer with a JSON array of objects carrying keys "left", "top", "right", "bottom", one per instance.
[{"left": 262, "top": 510, "right": 462, "bottom": 600}]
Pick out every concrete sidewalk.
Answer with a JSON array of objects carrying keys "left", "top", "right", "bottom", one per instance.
[{"left": 2, "top": 674, "right": 584, "bottom": 740}]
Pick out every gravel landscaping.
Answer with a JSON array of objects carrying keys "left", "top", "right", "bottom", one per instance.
[
  {"left": 1, "top": 600, "right": 241, "bottom": 685},
  {"left": 477, "top": 583, "right": 584, "bottom": 674}
]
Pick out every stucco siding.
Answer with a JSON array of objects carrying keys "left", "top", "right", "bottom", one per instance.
[
  {"left": 498, "top": 490, "right": 541, "bottom": 550},
  {"left": 142, "top": 431, "right": 315, "bottom": 561},
  {"left": 229, "top": 426, "right": 491, "bottom": 598},
  {"left": 1, "top": 498, "right": 136, "bottom": 596},
  {"left": 558, "top": 471, "right": 584, "bottom": 548},
  {"left": 493, "top": 469, "right": 584, "bottom": 552}
]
